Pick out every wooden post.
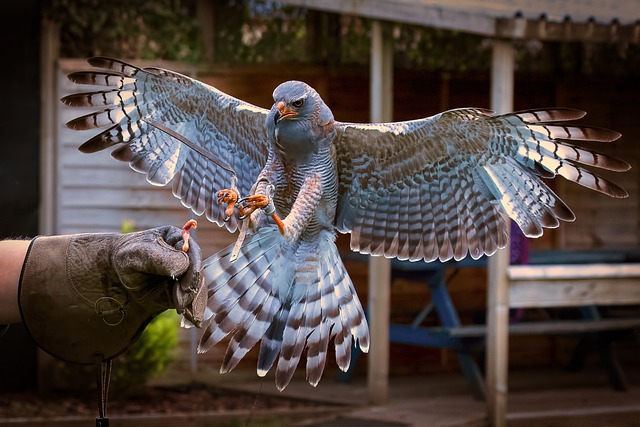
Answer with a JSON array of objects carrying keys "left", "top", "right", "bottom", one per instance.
[
  {"left": 38, "top": 19, "right": 61, "bottom": 393},
  {"left": 197, "top": 0, "right": 215, "bottom": 65},
  {"left": 367, "top": 20, "right": 393, "bottom": 406},
  {"left": 40, "top": 19, "right": 59, "bottom": 236},
  {"left": 486, "top": 39, "right": 514, "bottom": 427}
]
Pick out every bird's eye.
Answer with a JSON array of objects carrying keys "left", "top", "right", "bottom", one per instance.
[{"left": 292, "top": 98, "right": 304, "bottom": 108}]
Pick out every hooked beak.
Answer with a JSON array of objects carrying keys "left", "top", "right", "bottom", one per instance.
[{"left": 274, "top": 101, "right": 298, "bottom": 124}]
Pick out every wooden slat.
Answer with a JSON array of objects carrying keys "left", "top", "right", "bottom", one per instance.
[
  {"left": 59, "top": 167, "right": 170, "bottom": 189},
  {"left": 509, "top": 264, "right": 640, "bottom": 280},
  {"left": 431, "top": 318, "right": 640, "bottom": 337},
  {"left": 509, "top": 278, "right": 640, "bottom": 308},
  {"left": 60, "top": 187, "right": 179, "bottom": 209},
  {"left": 508, "top": 264, "right": 640, "bottom": 308}
]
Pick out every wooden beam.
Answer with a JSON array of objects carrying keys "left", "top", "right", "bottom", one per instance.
[
  {"left": 509, "top": 263, "right": 640, "bottom": 280},
  {"left": 38, "top": 18, "right": 62, "bottom": 393},
  {"left": 40, "top": 19, "right": 60, "bottom": 236},
  {"left": 280, "top": 0, "right": 640, "bottom": 43},
  {"left": 509, "top": 263, "right": 640, "bottom": 308},
  {"left": 497, "top": 17, "right": 640, "bottom": 44},
  {"left": 486, "top": 39, "right": 514, "bottom": 427},
  {"left": 367, "top": 20, "right": 393, "bottom": 406},
  {"left": 196, "top": 0, "right": 215, "bottom": 64},
  {"left": 281, "top": 0, "right": 495, "bottom": 36}
]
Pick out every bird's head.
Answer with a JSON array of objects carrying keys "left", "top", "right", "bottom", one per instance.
[{"left": 267, "top": 80, "right": 335, "bottom": 160}]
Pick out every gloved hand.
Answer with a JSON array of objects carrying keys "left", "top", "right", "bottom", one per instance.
[{"left": 18, "top": 225, "right": 207, "bottom": 364}]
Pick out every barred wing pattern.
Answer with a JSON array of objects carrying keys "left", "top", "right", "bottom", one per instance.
[
  {"left": 335, "top": 108, "right": 629, "bottom": 263},
  {"left": 62, "top": 57, "right": 270, "bottom": 232}
]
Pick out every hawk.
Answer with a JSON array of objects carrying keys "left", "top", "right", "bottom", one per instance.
[{"left": 62, "top": 57, "right": 630, "bottom": 391}]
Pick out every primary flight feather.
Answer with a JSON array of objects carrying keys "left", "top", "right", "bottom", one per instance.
[{"left": 63, "top": 57, "right": 630, "bottom": 390}]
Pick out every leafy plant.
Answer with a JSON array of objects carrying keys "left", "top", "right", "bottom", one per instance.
[
  {"left": 109, "top": 310, "right": 181, "bottom": 393},
  {"left": 43, "top": 0, "right": 203, "bottom": 62}
]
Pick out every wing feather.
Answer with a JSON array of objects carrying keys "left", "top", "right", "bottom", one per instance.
[
  {"left": 335, "top": 107, "right": 628, "bottom": 262},
  {"left": 62, "top": 57, "right": 270, "bottom": 232}
]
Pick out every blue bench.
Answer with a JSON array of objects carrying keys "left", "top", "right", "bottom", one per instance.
[{"left": 340, "top": 248, "right": 640, "bottom": 401}]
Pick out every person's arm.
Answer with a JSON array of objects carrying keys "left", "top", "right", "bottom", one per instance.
[{"left": 0, "top": 239, "right": 30, "bottom": 324}]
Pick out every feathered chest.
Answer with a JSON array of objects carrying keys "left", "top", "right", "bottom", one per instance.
[{"left": 270, "top": 146, "right": 339, "bottom": 226}]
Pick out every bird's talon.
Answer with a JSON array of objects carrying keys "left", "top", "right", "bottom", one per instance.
[
  {"left": 217, "top": 188, "right": 240, "bottom": 220},
  {"left": 217, "top": 189, "right": 239, "bottom": 204}
]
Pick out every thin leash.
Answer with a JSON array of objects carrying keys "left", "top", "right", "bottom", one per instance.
[
  {"left": 244, "top": 379, "right": 264, "bottom": 427},
  {"left": 94, "top": 353, "right": 112, "bottom": 427}
]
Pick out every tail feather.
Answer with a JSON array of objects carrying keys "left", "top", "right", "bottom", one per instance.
[
  {"left": 337, "top": 278, "right": 369, "bottom": 352},
  {"left": 304, "top": 276, "right": 329, "bottom": 385},
  {"left": 334, "top": 326, "right": 352, "bottom": 372},
  {"left": 198, "top": 228, "right": 281, "bottom": 353},
  {"left": 198, "top": 227, "right": 369, "bottom": 390},
  {"left": 220, "top": 293, "right": 281, "bottom": 373},
  {"left": 257, "top": 304, "right": 290, "bottom": 377},
  {"left": 275, "top": 287, "right": 308, "bottom": 390},
  {"left": 306, "top": 321, "right": 331, "bottom": 386}
]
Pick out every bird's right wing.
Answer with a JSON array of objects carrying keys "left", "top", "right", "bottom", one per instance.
[{"left": 62, "top": 57, "right": 271, "bottom": 232}]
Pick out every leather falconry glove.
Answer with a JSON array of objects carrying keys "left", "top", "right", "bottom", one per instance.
[{"left": 18, "top": 225, "right": 207, "bottom": 365}]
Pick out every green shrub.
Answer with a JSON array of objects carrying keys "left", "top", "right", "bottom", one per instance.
[{"left": 109, "top": 310, "right": 180, "bottom": 393}]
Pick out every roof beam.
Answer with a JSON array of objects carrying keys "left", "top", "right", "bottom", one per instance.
[
  {"left": 497, "top": 17, "right": 640, "bottom": 44},
  {"left": 281, "top": 0, "right": 640, "bottom": 44},
  {"left": 280, "top": 0, "right": 496, "bottom": 36}
]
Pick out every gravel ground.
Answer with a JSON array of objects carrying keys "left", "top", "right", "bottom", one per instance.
[{"left": 0, "top": 382, "right": 324, "bottom": 419}]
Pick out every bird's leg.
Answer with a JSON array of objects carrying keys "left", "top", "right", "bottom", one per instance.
[
  {"left": 217, "top": 176, "right": 240, "bottom": 222},
  {"left": 237, "top": 184, "right": 285, "bottom": 235}
]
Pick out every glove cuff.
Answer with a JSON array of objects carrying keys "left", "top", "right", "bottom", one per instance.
[{"left": 19, "top": 235, "right": 155, "bottom": 364}]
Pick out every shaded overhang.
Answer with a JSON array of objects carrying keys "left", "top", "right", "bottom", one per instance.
[{"left": 280, "top": 0, "right": 640, "bottom": 43}]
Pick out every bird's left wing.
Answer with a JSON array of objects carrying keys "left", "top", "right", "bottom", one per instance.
[
  {"left": 62, "top": 57, "right": 270, "bottom": 232},
  {"left": 334, "top": 108, "right": 629, "bottom": 263}
]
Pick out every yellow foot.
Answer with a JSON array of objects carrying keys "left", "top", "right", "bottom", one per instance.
[
  {"left": 217, "top": 188, "right": 240, "bottom": 221},
  {"left": 236, "top": 194, "right": 271, "bottom": 219}
]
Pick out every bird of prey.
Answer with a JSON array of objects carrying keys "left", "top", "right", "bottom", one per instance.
[{"left": 62, "top": 57, "right": 630, "bottom": 391}]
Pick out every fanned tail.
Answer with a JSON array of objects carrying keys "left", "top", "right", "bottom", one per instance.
[{"left": 198, "top": 227, "right": 369, "bottom": 391}]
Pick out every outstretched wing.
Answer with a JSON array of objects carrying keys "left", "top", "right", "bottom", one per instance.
[
  {"left": 62, "top": 57, "right": 270, "bottom": 232},
  {"left": 335, "top": 108, "right": 629, "bottom": 262}
]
